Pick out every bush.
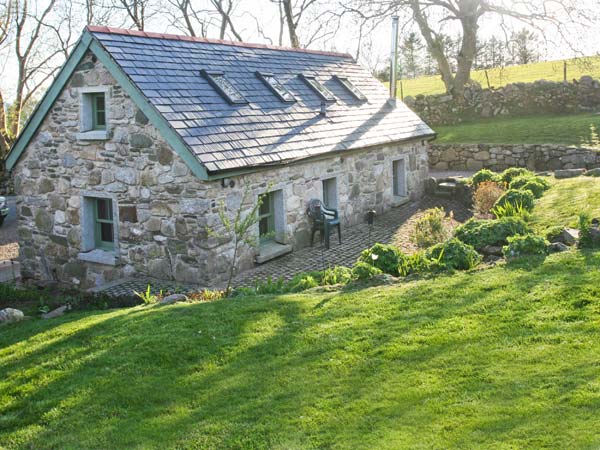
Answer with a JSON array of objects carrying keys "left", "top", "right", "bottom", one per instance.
[
  {"left": 358, "top": 243, "right": 408, "bottom": 276},
  {"left": 426, "top": 238, "right": 481, "bottom": 271},
  {"left": 352, "top": 261, "right": 383, "bottom": 280},
  {"left": 578, "top": 213, "right": 600, "bottom": 248},
  {"left": 499, "top": 167, "right": 535, "bottom": 184},
  {"left": 471, "top": 169, "right": 498, "bottom": 187},
  {"left": 411, "top": 207, "right": 450, "bottom": 248},
  {"left": 473, "top": 181, "right": 505, "bottom": 215},
  {"left": 454, "top": 217, "right": 531, "bottom": 250},
  {"left": 509, "top": 175, "right": 550, "bottom": 199},
  {"left": 543, "top": 225, "right": 564, "bottom": 242},
  {"left": 493, "top": 189, "right": 535, "bottom": 212},
  {"left": 503, "top": 234, "right": 549, "bottom": 258},
  {"left": 321, "top": 266, "right": 353, "bottom": 285},
  {"left": 491, "top": 201, "right": 531, "bottom": 220}
]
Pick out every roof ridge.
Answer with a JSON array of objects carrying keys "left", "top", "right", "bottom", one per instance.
[{"left": 86, "top": 26, "right": 354, "bottom": 59}]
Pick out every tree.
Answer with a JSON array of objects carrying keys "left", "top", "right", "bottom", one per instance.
[
  {"left": 113, "top": 0, "right": 154, "bottom": 30},
  {"left": 510, "top": 28, "right": 539, "bottom": 65},
  {"left": 402, "top": 31, "right": 423, "bottom": 78}
]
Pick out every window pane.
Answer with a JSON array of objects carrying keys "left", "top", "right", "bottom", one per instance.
[
  {"left": 259, "top": 194, "right": 271, "bottom": 216},
  {"left": 300, "top": 75, "right": 336, "bottom": 102},
  {"left": 100, "top": 222, "right": 114, "bottom": 243},
  {"left": 95, "top": 95, "right": 105, "bottom": 112},
  {"left": 96, "top": 198, "right": 113, "bottom": 221},
  {"left": 259, "top": 217, "right": 269, "bottom": 236},
  {"left": 335, "top": 76, "right": 367, "bottom": 101}
]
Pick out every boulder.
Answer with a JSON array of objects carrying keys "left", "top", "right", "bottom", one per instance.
[
  {"left": 159, "top": 293, "right": 188, "bottom": 305},
  {"left": 0, "top": 308, "right": 24, "bottom": 324},
  {"left": 42, "top": 305, "right": 68, "bottom": 319},
  {"left": 481, "top": 245, "right": 503, "bottom": 256},
  {"left": 549, "top": 242, "right": 569, "bottom": 253},
  {"left": 554, "top": 228, "right": 579, "bottom": 246},
  {"left": 554, "top": 168, "right": 586, "bottom": 179},
  {"left": 584, "top": 168, "right": 600, "bottom": 177}
]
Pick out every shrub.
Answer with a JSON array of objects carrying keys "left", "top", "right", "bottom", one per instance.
[
  {"left": 491, "top": 201, "right": 531, "bottom": 220},
  {"left": 473, "top": 181, "right": 505, "bottom": 215},
  {"left": 134, "top": 285, "right": 162, "bottom": 304},
  {"left": 509, "top": 175, "right": 550, "bottom": 199},
  {"left": 503, "top": 234, "right": 549, "bottom": 258},
  {"left": 358, "top": 243, "right": 407, "bottom": 276},
  {"left": 499, "top": 167, "right": 534, "bottom": 184},
  {"left": 454, "top": 217, "right": 531, "bottom": 250},
  {"left": 578, "top": 213, "right": 600, "bottom": 248},
  {"left": 543, "top": 225, "right": 564, "bottom": 242},
  {"left": 493, "top": 189, "right": 535, "bottom": 212},
  {"left": 426, "top": 238, "right": 481, "bottom": 271},
  {"left": 471, "top": 169, "right": 498, "bottom": 187},
  {"left": 321, "top": 266, "right": 353, "bottom": 285},
  {"left": 411, "top": 207, "right": 450, "bottom": 248},
  {"left": 352, "top": 261, "right": 383, "bottom": 280},
  {"left": 188, "top": 289, "right": 225, "bottom": 302}
]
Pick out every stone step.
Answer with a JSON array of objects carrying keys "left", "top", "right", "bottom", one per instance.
[
  {"left": 433, "top": 189, "right": 453, "bottom": 198},
  {"left": 437, "top": 181, "right": 457, "bottom": 192}
]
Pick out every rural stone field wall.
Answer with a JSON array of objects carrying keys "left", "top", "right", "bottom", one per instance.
[
  {"left": 406, "top": 76, "right": 600, "bottom": 126},
  {"left": 429, "top": 143, "right": 600, "bottom": 172}
]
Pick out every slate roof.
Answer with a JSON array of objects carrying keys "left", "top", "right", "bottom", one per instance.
[{"left": 89, "top": 27, "right": 434, "bottom": 174}]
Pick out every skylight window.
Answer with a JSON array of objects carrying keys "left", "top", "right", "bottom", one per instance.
[
  {"left": 256, "top": 72, "right": 295, "bottom": 103},
  {"left": 334, "top": 75, "right": 367, "bottom": 101},
  {"left": 299, "top": 74, "right": 336, "bottom": 102},
  {"left": 200, "top": 69, "right": 247, "bottom": 105}
]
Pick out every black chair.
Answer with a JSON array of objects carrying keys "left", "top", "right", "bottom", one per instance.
[{"left": 306, "top": 199, "right": 341, "bottom": 249}]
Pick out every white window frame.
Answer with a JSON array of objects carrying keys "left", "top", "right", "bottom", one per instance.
[
  {"left": 78, "top": 191, "right": 119, "bottom": 265},
  {"left": 77, "top": 86, "right": 111, "bottom": 141},
  {"left": 392, "top": 157, "right": 408, "bottom": 199},
  {"left": 257, "top": 187, "right": 286, "bottom": 246},
  {"left": 322, "top": 176, "right": 338, "bottom": 209}
]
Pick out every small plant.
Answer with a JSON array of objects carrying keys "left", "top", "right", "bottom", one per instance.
[
  {"left": 471, "top": 169, "right": 499, "bottom": 187},
  {"left": 491, "top": 201, "right": 531, "bottom": 220},
  {"left": 473, "top": 181, "right": 505, "bottom": 215},
  {"left": 454, "top": 217, "right": 531, "bottom": 250},
  {"left": 411, "top": 207, "right": 451, "bottom": 248},
  {"left": 578, "top": 213, "right": 600, "bottom": 248},
  {"left": 358, "top": 243, "right": 409, "bottom": 276},
  {"left": 399, "top": 251, "right": 432, "bottom": 276},
  {"left": 503, "top": 234, "right": 549, "bottom": 258},
  {"left": 493, "top": 188, "right": 535, "bottom": 212},
  {"left": 509, "top": 175, "right": 550, "bottom": 199},
  {"left": 351, "top": 261, "right": 383, "bottom": 280},
  {"left": 425, "top": 238, "right": 481, "bottom": 271},
  {"left": 187, "top": 289, "right": 226, "bottom": 302},
  {"left": 499, "top": 167, "right": 535, "bottom": 185},
  {"left": 321, "top": 266, "right": 353, "bottom": 285},
  {"left": 134, "top": 285, "right": 162, "bottom": 304}
]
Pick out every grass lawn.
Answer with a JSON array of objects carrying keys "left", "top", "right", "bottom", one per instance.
[
  {"left": 434, "top": 113, "right": 600, "bottom": 147},
  {"left": 396, "top": 55, "right": 600, "bottom": 97},
  {"left": 2, "top": 249, "right": 600, "bottom": 449}
]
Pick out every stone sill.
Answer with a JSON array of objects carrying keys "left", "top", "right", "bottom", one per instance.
[
  {"left": 76, "top": 130, "right": 110, "bottom": 141},
  {"left": 255, "top": 241, "right": 292, "bottom": 264},
  {"left": 78, "top": 249, "right": 117, "bottom": 266},
  {"left": 391, "top": 195, "right": 410, "bottom": 207}
]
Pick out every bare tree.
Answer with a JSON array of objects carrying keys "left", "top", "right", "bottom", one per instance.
[
  {"left": 113, "top": 0, "right": 154, "bottom": 30},
  {"left": 209, "top": 0, "right": 242, "bottom": 40},
  {"left": 166, "top": 0, "right": 212, "bottom": 37}
]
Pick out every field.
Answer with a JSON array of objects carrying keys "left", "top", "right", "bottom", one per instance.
[
  {"left": 435, "top": 113, "right": 600, "bottom": 147},
  {"left": 396, "top": 55, "right": 600, "bottom": 97}
]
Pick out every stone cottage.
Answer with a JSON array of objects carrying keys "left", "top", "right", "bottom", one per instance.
[{"left": 5, "top": 26, "right": 434, "bottom": 289}]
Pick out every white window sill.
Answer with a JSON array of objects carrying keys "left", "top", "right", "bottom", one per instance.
[
  {"left": 256, "top": 240, "right": 292, "bottom": 264},
  {"left": 391, "top": 195, "right": 410, "bottom": 207},
  {"left": 78, "top": 249, "right": 117, "bottom": 265},
  {"left": 76, "top": 130, "right": 110, "bottom": 141}
]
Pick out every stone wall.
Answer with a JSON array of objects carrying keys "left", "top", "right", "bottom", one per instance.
[
  {"left": 13, "top": 51, "right": 429, "bottom": 289},
  {"left": 429, "top": 143, "right": 600, "bottom": 172},
  {"left": 405, "top": 76, "right": 600, "bottom": 126}
]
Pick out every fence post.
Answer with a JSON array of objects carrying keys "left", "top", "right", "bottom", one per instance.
[{"left": 563, "top": 61, "right": 567, "bottom": 82}]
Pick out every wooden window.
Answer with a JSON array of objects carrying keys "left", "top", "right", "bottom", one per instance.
[
  {"left": 258, "top": 192, "right": 275, "bottom": 241},
  {"left": 92, "top": 93, "right": 106, "bottom": 130},
  {"left": 393, "top": 159, "right": 407, "bottom": 197},
  {"left": 94, "top": 198, "right": 114, "bottom": 250},
  {"left": 322, "top": 177, "right": 338, "bottom": 209}
]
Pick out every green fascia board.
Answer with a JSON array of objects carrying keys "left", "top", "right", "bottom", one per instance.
[
  {"left": 5, "top": 33, "right": 93, "bottom": 170},
  {"left": 5, "top": 30, "right": 210, "bottom": 181}
]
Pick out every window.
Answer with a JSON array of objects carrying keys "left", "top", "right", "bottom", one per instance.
[
  {"left": 79, "top": 88, "right": 110, "bottom": 140},
  {"left": 322, "top": 177, "right": 338, "bottom": 209},
  {"left": 299, "top": 74, "right": 336, "bottom": 102},
  {"left": 258, "top": 192, "right": 275, "bottom": 241},
  {"left": 94, "top": 198, "right": 115, "bottom": 250},
  {"left": 91, "top": 93, "right": 106, "bottom": 130},
  {"left": 201, "top": 69, "right": 247, "bottom": 104},
  {"left": 333, "top": 75, "right": 367, "bottom": 101},
  {"left": 392, "top": 159, "right": 407, "bottom": 197},
  {"left": 256, "top": 72, "right": 295, "bottom": 102}
]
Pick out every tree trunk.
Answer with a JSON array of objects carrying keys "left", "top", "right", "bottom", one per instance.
[
  {"left": 281, "top": 0, "right": 299, "bottom": 48},
  {"left": 453, "top": 10, "right": 479, "bottom": 94}
]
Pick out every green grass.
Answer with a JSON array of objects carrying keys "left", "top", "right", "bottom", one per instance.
[
  {"left": 435, "top": 113, "right": 600, "bottom": 147},
  {"left": 531, "top": 177, "right": 600, "bottom": 232},
  {"left": 397, "top": 56, "right": 600, "bottom": 97},
  {"left": 2, "top": 250, "right": 600, "bottom": 449}
]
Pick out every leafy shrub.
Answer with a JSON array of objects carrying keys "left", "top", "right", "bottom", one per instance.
[
  {"left": 578, "top": 213, "right": 600, "bottom": 248},
  {"left": 454, "top": 217, "right": 531, "bottom": 250},
  {"left": 425, "top": 238, "right": 481, "bottom": 271},
  {"left": 543, "top": 225, "right": 564, "bottom": 242},
  {"left": 287, "top": 273, "right": 320, "bottom": 292},
  {"left": 187, "top": 289, "right": 225, "bottom": 302},
  {"left": 321, "top": 266, "right": 353, "bottom": 285},
  {"left": 471, "top": 169, "right": 498, "bottom": 186},
  {"left": 358, "top": 243, "right": 407, "bottom": 276},
  {"left": 503, "top": 234, "right": 549, "bottom": 258},
  {"left": 499, "top": 167, "right": 534, "bottom": 184},
  {"left": 491, "top": 201, "right": 531, "bottom": 220},
  {"left": 509, "top": 175, "right": 550, "bottom": 199},
  {"left": 493, "top": 189, "right": 535, "bottom": 212},
  {"left": 134, "top": 285, "right": 163, "bottom": 304},
  {"left": 352, "top": 261, "right": 383, "bottom": 280},
  {"left": 411, "top": 207, "right": 450, "bottom": 248},
  {"left": 473, "top": 181, "right": 505, "bottom": 215}
]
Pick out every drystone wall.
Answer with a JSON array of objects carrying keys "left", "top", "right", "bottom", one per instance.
[{"left": 405, "top": 76, "right": 600, "bottom": 126}]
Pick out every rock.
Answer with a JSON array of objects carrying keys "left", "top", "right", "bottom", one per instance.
[
  {"left": 159, "top": 293, "right": 187, "bottom": 305},
  {"left": 481, "top": 245, "right": 503, "bottom": 256},
  {"left": 0, "top": 308, "right": 24, "bottom": 324},
  {"left": 554, "top": 168, "right": 586, "bottom": 179},
  {"left": 552, "top": 228, "right": 579, "bottom": 246},
  {"left": 483, "top": 255, "right": 503, "bottom": 264},
  {"left": 129, "top": 133, "right": 153, "bottom": 149},
  {"left": 42, "top": 305, "right": 68, "bottom": 319},
  {"left": 585, "top": 168, "right": 600, "bottom": 177},
  {"left": 549, "top": 242, "right": 569, "bottom": 253}
]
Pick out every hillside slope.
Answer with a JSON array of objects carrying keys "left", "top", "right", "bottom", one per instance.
[{"left": 2, "top": 251, "right": 600, "bottom": 449}]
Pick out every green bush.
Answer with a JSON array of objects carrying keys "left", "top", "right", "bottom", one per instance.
[
  {"left": 351, "top": 262, "right": 383, "bottom": 280},
  {"left": 499, "top": 167, "right": 535, "bottom": 184},
  {"left": 426, "top": 238, "right": 481, "bottom": 271},
  {"left": 509, "top": 175, "right": 550, "bottom": 198},
  {"left": 578, "top": 213, "right": 600, "bottom": 249},
  {"left": 493, "top": 189, "right": 535, "bottom": 212},
  {"left": 358, "top": 243, "right": 408, "bottom": 276},
  {"left": 503, "top": 234, "right": 549, "bottom": 258},
  {"left": 491, "top": 201, "right": 531, "bottom": 220},
  {"left": 543, "top": 225, "right": 564, "bottom": 242},
  {"left": 454, "top": 217, "right": 531, "bottom": 250},
  {"left": 321, "top": 266, "right": 353, "bottom": 285},
  {"left": 471, "top": 169, "right": 498, "bottom": 186},
  {"left": 411, "top": 207, "right": 450, "bottom": 248}
]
